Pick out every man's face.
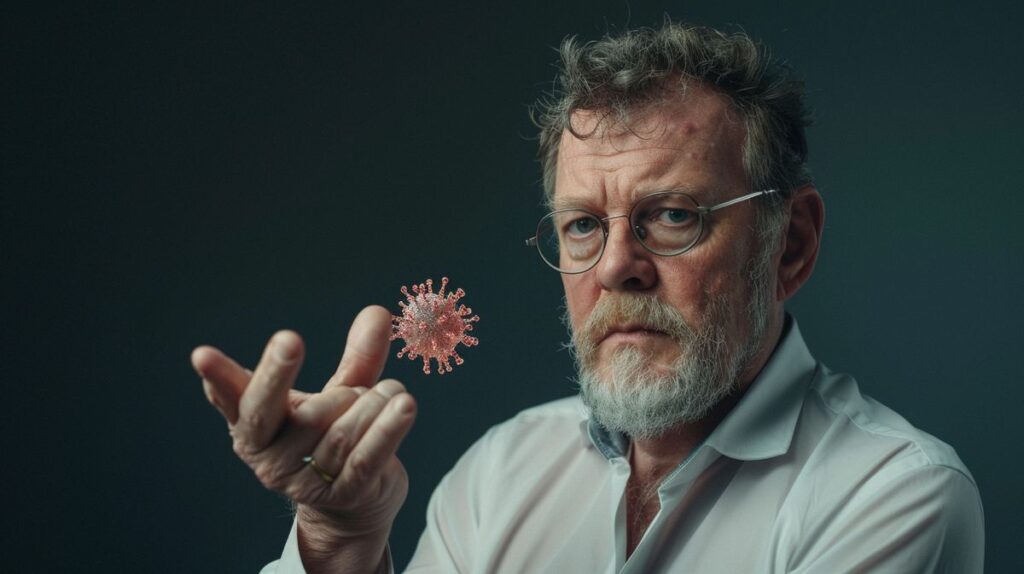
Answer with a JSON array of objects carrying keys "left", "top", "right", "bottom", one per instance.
[{"left": 556, "top": 84, "right": 778, "bottom": 437}]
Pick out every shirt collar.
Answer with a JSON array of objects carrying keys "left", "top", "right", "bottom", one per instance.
[
  {"left": 704, "top": 316, "right": 817, "bottom": 460},
  {"left": 582, "top": 315, "right": 817, "bottom": 462}
]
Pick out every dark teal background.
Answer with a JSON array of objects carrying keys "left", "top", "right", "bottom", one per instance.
[{"left": 4, "top": 1, "right": 1021, "bottom": 572}]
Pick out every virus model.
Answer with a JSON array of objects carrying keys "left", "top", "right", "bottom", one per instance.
[{"left": 390, "top": 277, "right": 480, "bottom": 375}]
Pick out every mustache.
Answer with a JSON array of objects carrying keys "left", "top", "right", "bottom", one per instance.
[{"left": 572, "top": 293, "right": 695, "bottom": 352}]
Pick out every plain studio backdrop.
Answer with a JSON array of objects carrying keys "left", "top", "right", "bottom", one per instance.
[{"left": 3, "top": 1, "right": 1021, "bottom": 572}]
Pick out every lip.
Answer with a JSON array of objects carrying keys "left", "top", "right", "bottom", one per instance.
[{"left": 598, "top": 326, "right": 667, "bottom": 345}]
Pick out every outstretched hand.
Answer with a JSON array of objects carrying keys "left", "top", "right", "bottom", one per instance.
[{"left": 192, "top": 305, "right": 416, "bottom": 568}]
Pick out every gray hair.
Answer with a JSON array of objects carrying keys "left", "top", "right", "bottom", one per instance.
[{"left": 532, "top": 20, "right": 813, "bottom": 215}]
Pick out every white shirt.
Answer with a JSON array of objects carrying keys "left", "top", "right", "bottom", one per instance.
[{"left": 264, "top": 319, "right": 984, "bottom": 573}]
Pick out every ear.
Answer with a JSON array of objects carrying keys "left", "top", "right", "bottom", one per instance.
[{"left": 776, "top": 185, "right": 825, "bottom": 301}]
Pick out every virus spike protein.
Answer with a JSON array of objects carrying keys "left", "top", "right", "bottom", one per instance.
[{"left": 390, "top": 277, "right": 480, "bottom": 375}]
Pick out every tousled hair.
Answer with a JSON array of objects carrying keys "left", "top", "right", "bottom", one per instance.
[{"left": 532, "top": 19, "right": 813, "bottom": 216}]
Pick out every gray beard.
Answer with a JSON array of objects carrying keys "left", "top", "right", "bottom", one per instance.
[{"left": 565, "top": 249, "right": 774, "bottom": 440}]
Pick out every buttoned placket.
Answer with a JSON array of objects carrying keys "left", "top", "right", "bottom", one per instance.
[
  {"left": 586, "top": 416, "right": 723, "bottom": 573},
  {"left": 612, "top": 444, "right": 721, "bottom": 573}
]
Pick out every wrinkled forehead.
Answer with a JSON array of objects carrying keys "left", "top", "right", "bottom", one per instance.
[
  {"left": 566, "top": 85, "right": 739, "bottom": 145},
  {"left": 553, "top": 86, "right": 747, "bottom": 208}
]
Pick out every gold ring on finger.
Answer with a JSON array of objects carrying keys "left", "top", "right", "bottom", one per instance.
[{"left": 302, "top": 455, "right": 336, "bottom": 484}]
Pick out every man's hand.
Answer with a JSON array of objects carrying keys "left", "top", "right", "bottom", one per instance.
[{"left": 191, "top": 306, "right": 416, "bottom": 573}]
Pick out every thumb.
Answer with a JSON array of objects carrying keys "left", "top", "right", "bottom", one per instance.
[{"left": 327, "top": 305, "right": 393, "bottom": 390}]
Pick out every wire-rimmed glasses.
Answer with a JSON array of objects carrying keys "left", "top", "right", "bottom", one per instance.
[{"left": 525, "top": 189, "right": 777, "bottom": 274}]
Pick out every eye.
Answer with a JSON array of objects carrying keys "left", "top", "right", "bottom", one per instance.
[
  {"left": 649, "top": 207, "right": 696, "bottom": 227},
  {"left": 565, "top": 216, "right": 599, "bottom": 237},
  {"left": 660, "top": 208, "right": 693, "bottom": 224}
]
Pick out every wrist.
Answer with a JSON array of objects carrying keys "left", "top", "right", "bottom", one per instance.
[
  {"left": 295, "top": 505, "right": 391, "bottom": 574},
  {"left": 296, "top": 503, "right": 394, "bottom": 539}
]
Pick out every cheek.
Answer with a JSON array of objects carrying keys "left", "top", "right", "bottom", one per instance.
[
  {"left": 655, "top": 258, "right": 711, "bottom": 303},
  {"left": 655, "top": 255, "right": 737, "bottom": 320},
  {"left": 562, "top": 275, "right": 597, "bottom": 327}
]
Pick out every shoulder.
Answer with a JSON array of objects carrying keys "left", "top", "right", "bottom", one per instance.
[
  {"left": 493, "top": 395, "right": 586, "bottom": 431},
  {"left": 782, "top": 364, "right": 984, "bottom": 540},
  {"left": 444, "top": 395, "right": 593, "bottom": 482},
  {"left": 431, "top": 395, "right": 593, "bottom": 508},
  {"left": 803, "top": 365, "right": 975, "bottom": 485},
  {"left": 471, "top": 395, "right": 588, "bottom": 460},
  {"left": 774, "top": 366, "right": 985, "bottom": 570}
]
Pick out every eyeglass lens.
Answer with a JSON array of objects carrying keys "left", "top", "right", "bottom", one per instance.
[{"left": 535, "top": 193, "right": 704, "bottom": 273}]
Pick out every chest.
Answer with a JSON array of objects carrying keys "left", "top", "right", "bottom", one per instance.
[
  {"left": 472, "top": 455, "right": 788, "bottom": 574},
  {"left": 626, "top": 477, "right": 663, "bottom": 557}
]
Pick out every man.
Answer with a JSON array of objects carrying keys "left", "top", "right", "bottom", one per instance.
[{"left": 192, "top": 22, "right": 984, "bottom": 573}]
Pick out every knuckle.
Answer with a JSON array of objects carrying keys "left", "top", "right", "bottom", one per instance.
[
  {"left": 328, "top": 427, "right": 351, "bottom": 455},
  {"left": 231, "top": 436, "right": 256, "bottom": 459},
  {"left": 283, "top": 481, "right": 312, "bottom": 502},
  {"left": 348, "top": 451, "right": 374, "bottom": 482},
  {"left": 253, "top": 463, "right": 282, "bottom": 490},
  {"left": 255, "top": 457, "right": 296, "bottom": 492},
  {"left": 360, "top": 395, "right": 388, "bottom": 415},
  {"left": 288, "top": 389, "right": 311, "bottom": 410},
  {"left": 256, "top": 365, "right": 282, "bottom": 389},
  {"left": 245, "top": 411, "right": 268, "bottom": 437}
]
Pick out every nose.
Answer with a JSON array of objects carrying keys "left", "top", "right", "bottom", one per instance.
[{"left": 595, "top": 216, "right": 657, "bottom": 291}]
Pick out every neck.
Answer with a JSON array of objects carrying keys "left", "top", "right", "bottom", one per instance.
[
  {"left": 628, "top": 390, "right": 739, "bottom": 481},
  {"left": 629, "top": 311, "right": 785, "bottom": 481}
]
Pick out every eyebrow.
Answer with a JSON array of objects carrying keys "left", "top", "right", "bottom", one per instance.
[
  {"left": 549, "top": 185, "right": 714, "bottom": 211},
  {"left": 548, "top": 196, "right": 590, "bottom": 211}
]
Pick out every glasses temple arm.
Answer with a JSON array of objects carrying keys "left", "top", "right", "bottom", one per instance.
[{"left": 706, "top": 189, "right": 777, "bottom": 213}]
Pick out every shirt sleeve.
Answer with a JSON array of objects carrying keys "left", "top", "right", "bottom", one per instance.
[
  {"left": 260, "top": 518, "right": 396, "bottom": 574},
  {"left": 779, "top": 465, "right": 984, "bottom": 573},
  {"left": 259, "top": 425, "right": 496, "bottom": 574},
  {"left": 403, "top": 428, "right": 496, "bottom": 573}
]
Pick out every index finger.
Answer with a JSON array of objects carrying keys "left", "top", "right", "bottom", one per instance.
[
  {"left": 327, "top": 305, "right": 392, "bottom": 391},
  {"left": 192, "top": 345, "right": 252, "bottom": 425},
  {"left": 236, "top": 330, "right": 305, "bottom": 451}
]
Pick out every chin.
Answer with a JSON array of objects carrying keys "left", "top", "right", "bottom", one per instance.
[
  {"left": 597, "top": 343, "right": 681, "bottom": 378},
  {"left": 578, "top": 341, "right": 740, "bottom": 438},
  {"left": 601, "top": 361, "right": 676, "bottom": 385}
]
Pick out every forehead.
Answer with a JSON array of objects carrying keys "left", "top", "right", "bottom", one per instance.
[{"left": 553, "top": 85, "right": 746, "bottom": 209}]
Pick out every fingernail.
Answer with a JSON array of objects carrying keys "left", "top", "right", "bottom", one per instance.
[{"left": 352, "top": 386, "right": 368, "bottom": 395}]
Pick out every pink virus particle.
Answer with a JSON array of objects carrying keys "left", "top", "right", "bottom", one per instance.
[{"left": 390, "top": 277, "right": 480, "bottom": 375}]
